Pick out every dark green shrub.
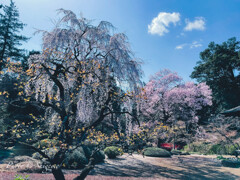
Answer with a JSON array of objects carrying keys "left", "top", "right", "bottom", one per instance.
[
  {"left": 222, "top": 159, "right": 240, "bottom": 168},
  {"left": 227, "top": 145, "right": 237, "bottom": 155},
  {"left": 12, "top": 144, "right": 34, "bottom": 156},
  {"left": 208, "top": 144, "right": 222, "bottom": 154},
  {"left": 93, "top": 150, "right": 105, "bottom": 163},
  {"left": 144, "top": 147, "right": 171, "bottom": 157},
  {"left": 184, "top": 143, "right": 237, "bottom": 155},
  {"left": 65, "top": 150, "right": 88, "bottom": 169},
  {"left": 64, "top": 146, "right": 105, "bottom": 169},
  {"left": 194, "top": 143, "right": 211, "bottom": 154},
  {"left": 77, "top": 145, "right": 104, "bottom": 162},
  {"left": 104, "top": 146, "right": 122, "bottom": 159},
  {"left": 80, "top": 145, "right": 91, "bottom": 159},
  {"left": 0, "top": 149, "right": 11, "bottom": 160},
  {"left": 217, "top": 155, "right": 226, "bottom": 160}
]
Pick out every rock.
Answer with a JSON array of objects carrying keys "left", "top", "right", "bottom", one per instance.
[
  {"left": 1, "top": 156, "right": 43, "bottom": 173},
  {"left": 3, "top": 156, "right": 34, "bottom": 163}
]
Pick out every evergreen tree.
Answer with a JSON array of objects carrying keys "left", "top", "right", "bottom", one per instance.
[
  {"left": 0, "top": 0, "right": 28, "bottom": 71},
  {"left": 191, "top": 37, "right": 240, "bottom": 113}
]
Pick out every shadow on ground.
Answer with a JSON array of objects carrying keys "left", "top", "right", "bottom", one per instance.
[{"left": 85, "top": 155, "right": 239, "bottom": 180}]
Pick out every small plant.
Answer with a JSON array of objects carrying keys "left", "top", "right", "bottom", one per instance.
[
  {"left": 104, "top": 146, "right": 122, "bottom": 159},
  {"left": 171, "top": 149, "right": 182, "bottom": 155},
  {"left": 14, "top": 174, "right": 30, "bottom": 180},
  {"left": 217, "top": 155, "right": 226, "bottom": 160}
]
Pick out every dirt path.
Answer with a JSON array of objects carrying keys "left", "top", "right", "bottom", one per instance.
[
  {"left": 1, "top": 154, "right": 240, "bottom": 180},
  {"left": 87, "top": 154, "right": 240, "bottom": 180}
]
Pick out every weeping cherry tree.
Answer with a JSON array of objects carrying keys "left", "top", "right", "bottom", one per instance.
[{"left": 1, "top": 9, "right": 142, "bottom": 180}]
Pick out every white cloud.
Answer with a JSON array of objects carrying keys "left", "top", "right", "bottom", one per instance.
[
  {"left": 148, "top": 12, "right": 180, "bottom": 36},
  {"left": 180, "top": 32, "right": 185, "bottom": 36},
  {"left": 177, "top": 32, "right": 186, "bottom": 38},
  {"left": 175, "top": 44, "right": 187, "bottom": 50},
  {"left": 175, "top": 41, "right": 202, "bottom": 50},
  {"left": 190, "top": 41, "right": 202, "bottom": 48},
  {"left": 184, "top": 17, "right": 206, "bottom": 31}
]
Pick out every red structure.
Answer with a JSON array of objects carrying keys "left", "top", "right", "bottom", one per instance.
[{"left": 160, "top": 143, "right": 183, "bottom": 151}]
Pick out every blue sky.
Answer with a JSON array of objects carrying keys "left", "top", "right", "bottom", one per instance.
[{"left": 3, "top": 0, "right": 240, "bottom": 82}]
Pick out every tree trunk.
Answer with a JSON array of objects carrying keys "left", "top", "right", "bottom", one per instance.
[
  {"left": 173, "top": 132, "right": 176, "bottom": 150},
  {"left": 73, "top": 158, "right": 95, "bottom": 180},
  {"left": 157, "top": 138, "right": 161, "bottom": 148},
  {"left": 52, "top": 167, "right": 65, "bottom": 180}
]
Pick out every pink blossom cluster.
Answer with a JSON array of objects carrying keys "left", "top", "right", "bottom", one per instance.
[{"left": 141, "top": 69, "right": 212, "bottom": 124}]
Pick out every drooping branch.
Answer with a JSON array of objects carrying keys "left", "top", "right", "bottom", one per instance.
[
  {"left": 41, "top": 101, "right": 62, "bottom": 115},
  {"left": 103, "top": 111, "right": 140, "bottom": 126}
]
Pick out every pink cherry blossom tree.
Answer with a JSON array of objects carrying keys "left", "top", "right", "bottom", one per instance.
[
  {"left": 140, "top": 69, "right": 212, "bottom": 144},
  {"left": 141, "top": 69, "right": 182, "bottom": 123}
]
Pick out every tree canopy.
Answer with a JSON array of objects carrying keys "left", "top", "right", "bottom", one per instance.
[
  {"left": 0, "top": 9, "right": 143, "bottom": 180},
  {"left": 191, "top": 37, "right": 240, "bottom": 112},
  {"left": 141, "top": 69, "right": 212, "bottom": 132},
  {"left": 0, "top": 0, "right": 28, "bottom": 70}
]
